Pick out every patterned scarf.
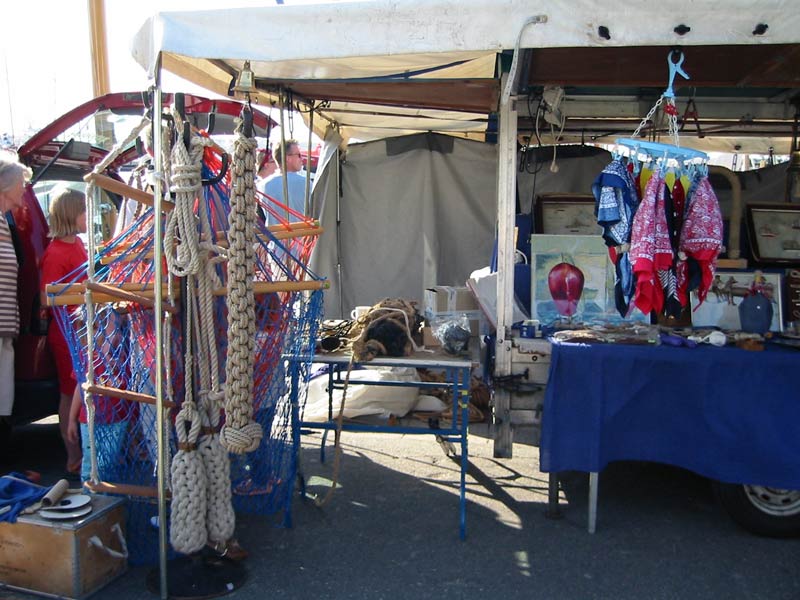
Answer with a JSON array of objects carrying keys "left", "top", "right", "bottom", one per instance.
[{"left": 676, "top": 174, "right": 723, "bottom": 306}]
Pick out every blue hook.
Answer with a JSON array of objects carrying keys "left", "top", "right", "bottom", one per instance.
[{"left": 665, "top": 50, "right": 689, "bottom": 98}]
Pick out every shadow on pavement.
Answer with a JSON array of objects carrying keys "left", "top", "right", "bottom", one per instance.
[{"left": 2, "top": 424, "right": 799, "bottom": 599}]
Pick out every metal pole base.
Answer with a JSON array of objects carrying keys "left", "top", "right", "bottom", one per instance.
[
  {"left": 544, "top": 472, "right": 564, "bottom": 520},
  {"left": 146, "top": 550, "right": 247, "bottom": 599}
]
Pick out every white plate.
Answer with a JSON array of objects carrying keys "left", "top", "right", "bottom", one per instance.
[
  {"left": 39, "top": 504, "right": 93, "bottom": 520},
  {"left": 45, "top": 494, "right": 92, "bottom": 511}
]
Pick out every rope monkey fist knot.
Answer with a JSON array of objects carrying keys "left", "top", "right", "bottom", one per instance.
[{"left": 220, "top": 421, "right": 263, "bottom": 454}]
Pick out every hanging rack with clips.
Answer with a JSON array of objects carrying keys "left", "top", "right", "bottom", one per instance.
[{"left": 615, "top": 49, "right": 708, "bottom": 172}]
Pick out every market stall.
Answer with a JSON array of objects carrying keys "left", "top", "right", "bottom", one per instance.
[{"left": 122, "top": 2, "right": 800, "bottom": 584}]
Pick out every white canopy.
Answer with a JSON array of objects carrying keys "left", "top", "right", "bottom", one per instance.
[
  {"left": 131, "top": 0, "right": 800, "bottom": 145},
  {"left": 132, "top": 0, "right": 800, "bottom": 69}
]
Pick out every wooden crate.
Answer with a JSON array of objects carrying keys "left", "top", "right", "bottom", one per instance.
[{"left": 0, "top": 494, "right": 127, "bottom": 599}]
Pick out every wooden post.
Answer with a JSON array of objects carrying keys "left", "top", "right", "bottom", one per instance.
[{"left": 87, "top": 0, "right": 114, "bottom": 149}]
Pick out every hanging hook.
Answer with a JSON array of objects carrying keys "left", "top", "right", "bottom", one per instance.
[
  {"left": 665, "top": 49, "right": 689, "bottom": 99},
  {"left": 206, "top": 101, "right": 217, "bottom": 135},
  {"left": 240, "top": 104, "right": 254, "bottom": 138},
  {"left": 202, "top": 152, "right": 229, "bottom": 187},
  {"left": 174, "top": 92, "right": 191, "bottom": 150}
]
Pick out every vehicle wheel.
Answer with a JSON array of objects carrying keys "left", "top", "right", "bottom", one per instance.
[
  {"left": 0, "top": 417, "right": 11, "bottom": 453},
  {"left": 712, "top": 480, "right": 800, "bottom": 538}
]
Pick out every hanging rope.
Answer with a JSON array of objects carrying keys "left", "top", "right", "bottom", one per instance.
[
  {"left": 195, "top": 286, "right": 235, "bottom": 546},
  {"left": 169, "top": 275, "right": 208, "bottom": 554},
  {"left": 165, "top": 118, "right": 219, "bottom": 554},
  {"left": 194, "top": 156, "right": 235, "bottom": 547},
  {"left": 164, "top": 118, "right": 206, "bottom": 277},
  {"left": 220, "top": 120, "right": 263, "bottom": 454}
]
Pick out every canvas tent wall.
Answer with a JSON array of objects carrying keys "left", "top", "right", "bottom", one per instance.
[{"left": 312, "top": 133, "right": 497, "bottom": 317}]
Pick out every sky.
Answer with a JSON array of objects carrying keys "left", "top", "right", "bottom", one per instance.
[{"left": 0, "top": 0, "right": 350, "bottom": 144}]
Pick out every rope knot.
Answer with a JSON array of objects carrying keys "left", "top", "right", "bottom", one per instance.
[{"left": 219, "top": 421, "right": 263, "bottom": 454}]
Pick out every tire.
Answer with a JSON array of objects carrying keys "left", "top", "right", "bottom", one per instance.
[
  {"left": 713, "top": 480, "right": 800, "bottom": 538},
  {"left": 0, "top": 417, "right": 11, "bottom": 454}
]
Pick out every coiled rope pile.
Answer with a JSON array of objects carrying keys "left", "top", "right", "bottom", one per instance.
[
  {"left": 349, "top": 299, "right": 425, "bottom": 361},
  {"left": 312, "top": 298, "right": 426, "bottom": 507}
]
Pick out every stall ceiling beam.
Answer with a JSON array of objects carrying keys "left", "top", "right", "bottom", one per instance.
[
  {"left": 518, "top": 97, "right": 800, "bottom": 122},
  {"left": 519, "top": 118, "right": 795, "bottom": 136},
  {"left": 256, "top": 79, "right": 499, "bottom": 114},
  {"left": 523, "top": 45, "right": 800, "bottom": 89}
]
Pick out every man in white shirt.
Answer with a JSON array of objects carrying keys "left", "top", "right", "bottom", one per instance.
[{"left": 257, "top": 139, "right": 307, "bottom": 226}]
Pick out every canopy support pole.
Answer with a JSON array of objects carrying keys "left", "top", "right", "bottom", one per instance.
[
  {"left": 305, "top": 101, "right": 315, "bottom": 216},
  {"left": 151, "top": 58, "right": 169, "bottom": 600},
  {"left": 493, "top": 73, "right": 518, "bottom": 458}
]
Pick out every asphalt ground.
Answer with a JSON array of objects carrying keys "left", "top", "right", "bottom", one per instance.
[{"left": 1, "top": 419, "right": 799, "bottom": 600}]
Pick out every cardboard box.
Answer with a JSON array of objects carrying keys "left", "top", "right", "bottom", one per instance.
[
  {"left": 423, "top": 286, "right": 483, "bottom": 336},
  {"left": 421, "top": 325, "right": 441, "bottom": 348},
  {"left": 424, "top": 286, "right": 479, "bottom": 316},
  {"left": 0, "top": 494, "right": 127, "bottom": 599}
]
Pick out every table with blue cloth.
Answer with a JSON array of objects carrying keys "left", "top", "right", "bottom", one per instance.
[{"left": 539, "top": 339, "right": 800, "bottom": 532}]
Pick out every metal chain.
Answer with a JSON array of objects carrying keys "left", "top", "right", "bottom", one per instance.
[
  {"left": 630, "top": 94, "right": 683, "bottom": 150},
  {"left": 667, "top": 99, "right": 680, "bottom": 147},
  {"left": 631, "top": 94, "right": 665, "bottom": 139}
]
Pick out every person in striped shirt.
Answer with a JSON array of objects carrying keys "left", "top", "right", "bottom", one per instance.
[{"left": 0, "top": 153, "right": 31, "bottom": 420}]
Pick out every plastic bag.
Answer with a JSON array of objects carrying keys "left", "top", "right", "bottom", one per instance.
[{"left": 431, "top": 314, "right": 471, "bottom": 355}]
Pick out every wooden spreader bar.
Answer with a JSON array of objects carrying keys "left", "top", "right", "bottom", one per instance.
[
  {"left": 47, "top": 279, "right": 328, "bottom": 306},
  {"left": 84, "top": 480, "right": 166, "bottom": 499},
  {"left": 84, "top": 173, "right": 176, "bottom": 212},
  {"left": 83, "top": 383, "right": 176, "bottom": 410},
  {"left": 84, "top": 282, "right": 177, "bottom": 314}
]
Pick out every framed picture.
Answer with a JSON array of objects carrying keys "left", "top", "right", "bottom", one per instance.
[
  {"left": 691, "top": 269, "right": 783, "bottom": 332},
  {"left": 530, "top": 234, "right": 648, "bottom": 325},
  {"left": 534, "top": 194, "right": 600, "bottom": 235},
  {"left": 745, "top": 203, "right": 800, "bottom": 265}
]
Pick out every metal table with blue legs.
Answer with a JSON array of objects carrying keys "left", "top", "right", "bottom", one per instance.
[{"left": 287, "top": 350, "right": 475, "bottom": 540}]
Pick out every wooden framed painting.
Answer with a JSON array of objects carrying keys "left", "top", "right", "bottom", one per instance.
[
  {"left": 690, "top": 269, "right": 783, "bottom": 332},
  {"left": 534, "top": 194, "right": 600, "bottom": 235},
  {"left": 745, "top": 203, "right": 800, "bottom": 265}
]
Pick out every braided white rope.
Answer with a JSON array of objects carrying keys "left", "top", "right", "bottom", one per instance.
[
  {"left": 195, "top": 174, "right": 225, "bottom": 400},
  {"left": 199, "top": 419, "right": 235, "bottom": 545},
  {"left": 220, "top": 129, "right": 262, "bottom": 454},
  {"left": 191, "top": 264, "right": 235, "bottom": 545},
  {"left": 169, "top": 404, "right": 208, "bottom": 553},
  {"left": 169, "top": 273, "right": 208, "bottom": 554},
  {"left": 186, "top": 140, "right": 235, "bottom": 543},
  {"left": 164, "top": 123, "right": 206, "bottom": 277},
  {"left": 165, "top": 127, "right": 213, "bottom": 554}
]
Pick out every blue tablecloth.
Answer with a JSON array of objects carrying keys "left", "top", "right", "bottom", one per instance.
[{"left": 540, "top": 341, "right": 800, "bottom": 489}]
